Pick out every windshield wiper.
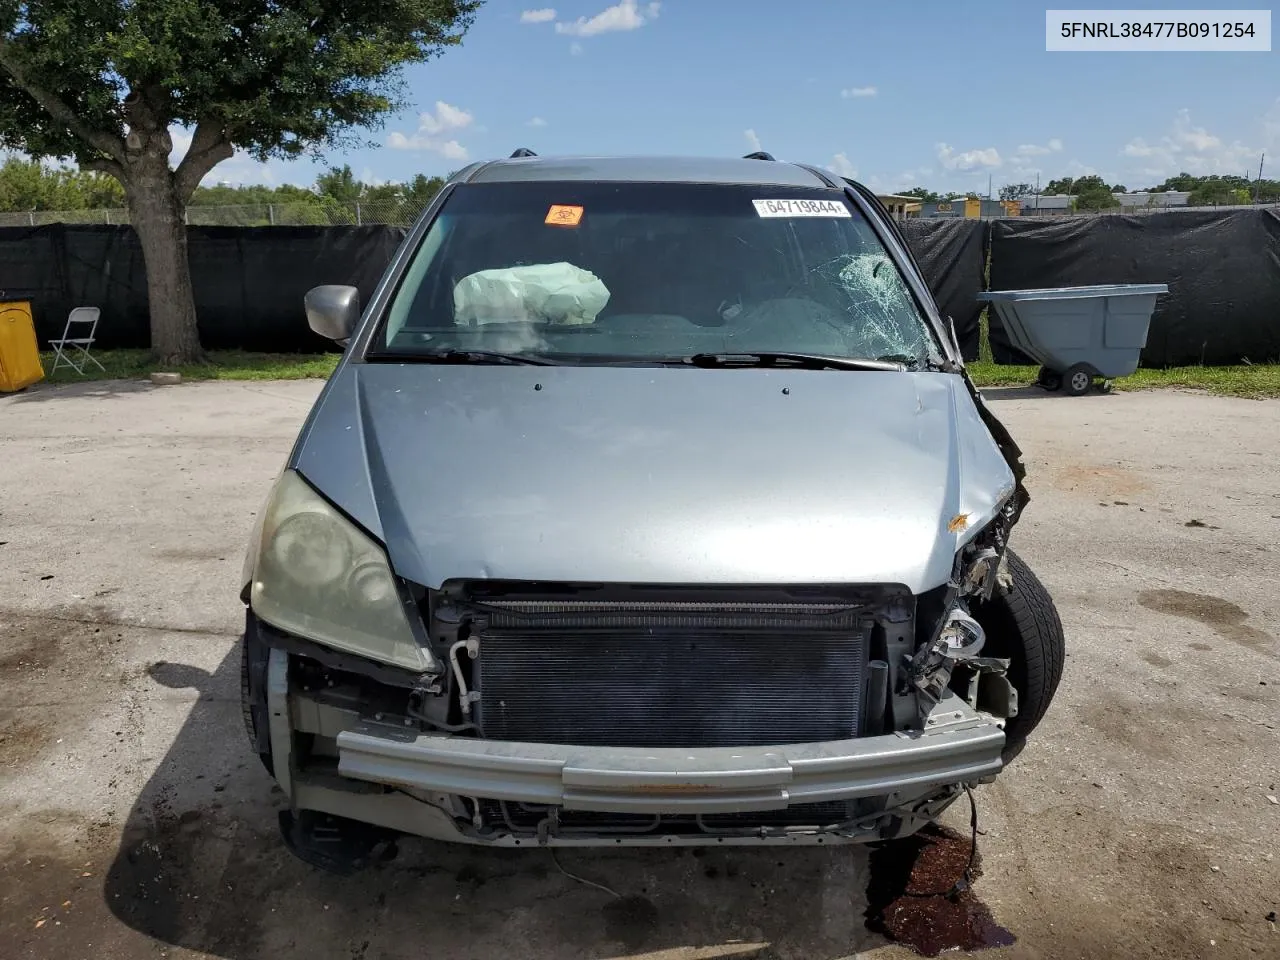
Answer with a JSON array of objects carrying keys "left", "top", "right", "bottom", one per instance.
[
  {"left": 681, "top": 352, "right": 909, "bottom": 372},
  {"left": 367, "top": 349, "right": 560, "bottom": 366}
]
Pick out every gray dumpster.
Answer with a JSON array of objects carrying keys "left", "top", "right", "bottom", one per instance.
[{"left": 978, "top": 284, "right": 1168, "bottom": 395}]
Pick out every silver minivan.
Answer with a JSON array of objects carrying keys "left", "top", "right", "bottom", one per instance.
[{"left": 239, "top": 153, "right": 1064, "bottom": 871}]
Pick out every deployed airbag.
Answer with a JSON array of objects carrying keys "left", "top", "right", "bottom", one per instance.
[{"left": 453, "top": 262, "right": 611, "bottom": 326}]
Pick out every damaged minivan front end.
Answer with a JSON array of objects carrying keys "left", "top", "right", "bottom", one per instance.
[{"left": 238, "top": 155, "right": 1061, "bottom": 865}]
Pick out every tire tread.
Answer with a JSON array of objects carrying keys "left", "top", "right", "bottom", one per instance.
[{"left": 972, "top": 548, "right": 1066, "bottom": 762}]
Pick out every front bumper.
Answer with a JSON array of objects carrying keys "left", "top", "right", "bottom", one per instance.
[
  {"left": 258, "top": 636, "right": 1007, "bottom": 846},
  {"left": 335, "top": 707, "right": 1004, "bottom": 816}
]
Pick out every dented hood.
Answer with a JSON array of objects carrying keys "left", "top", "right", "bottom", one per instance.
[{"left": 291, "top": 363, "right": 1015, "bottom": 593}]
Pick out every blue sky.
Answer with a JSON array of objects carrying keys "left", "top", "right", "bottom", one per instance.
[{"left": 199, "top": 0, "right": 1280, "bottom": 193}]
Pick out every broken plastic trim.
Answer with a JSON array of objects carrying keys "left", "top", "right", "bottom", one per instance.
[{"left": 909, "top": 606, "right": 988, "bottom": 702}]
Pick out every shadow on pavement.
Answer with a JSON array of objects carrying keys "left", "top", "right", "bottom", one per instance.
[
  {"left": 979, "top": 384, "right": 1096, "bottom": 402},
  {"left": 5, "top": 379, "right": 154, "bottom": 404},
  {"left": 103, "top": 646, "right": 882, "bottom": 960}
]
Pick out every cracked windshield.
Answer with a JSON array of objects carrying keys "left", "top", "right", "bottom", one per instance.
[{"left": 380, "top": 181, "right": 942, "bottom": 367}]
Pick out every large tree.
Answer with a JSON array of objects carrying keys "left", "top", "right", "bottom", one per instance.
[
  {"left": 0, "top": 0, "right": 479, "bottom": 363},
  {"left": 998, "top": 182, "right": 1034, "bottom": 201},
  {"left": 899, "top": 186, "right": 940, "bottom": 203}
]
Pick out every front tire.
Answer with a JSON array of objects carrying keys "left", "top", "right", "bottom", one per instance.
[{"left": 970, "top": 549, "right": 1066, "bottom": 764}]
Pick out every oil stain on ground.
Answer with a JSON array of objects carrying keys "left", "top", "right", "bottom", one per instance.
[
  {"left": 865, "top": 824, "right": 1013, "bottom": 957},
  {"left": 1138, "top": 589, "right": 1275, "bottom": 658}
]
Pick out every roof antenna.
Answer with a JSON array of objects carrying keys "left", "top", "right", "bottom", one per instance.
[
  {"left": 510, "top": 148, "right": 538, "bottom": 158},
  {"left": 743, "top": 151, "right": 776, "bottom": 161}
]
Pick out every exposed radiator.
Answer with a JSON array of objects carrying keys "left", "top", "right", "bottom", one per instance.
[{"left": 471, "top": 599, "right": 867, "bottom": 749}]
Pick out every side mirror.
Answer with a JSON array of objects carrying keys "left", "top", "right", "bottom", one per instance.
[{"left": 304, "top": 285, "right": 361, "bottom": 341}]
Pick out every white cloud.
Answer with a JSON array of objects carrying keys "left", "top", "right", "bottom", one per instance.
[
  {"left": 863, "top": 169, "right": 931, "bottom": 194},
  {"left": 416, "top": 101, "right": 473, "bottom": 136},
  {"left": 387, "top": 102, "right": 474, "bottom": 160},
  {"left": 1015, "top": 138, "right": 1064, "bottom": 157},
  {"left": 168, "top": 126, "right": 193, "bottom": 165},
  {"left": 840, "top": 86, "right": 877, "bottom": 99},
  {"left": 830, "top": 152, "right": 857, "bottom": 177},
  {"left": 744, "top": 128, "right": 762, "bottom": 153},
  {"left": 936, "top": 142, "right": 1002, "bottom": 171},
  {"left": 555, "top": 0, "right": 660, "bottom": 37},
  {"left": 162, "top": 125, "right": 286, "bottom": 186},
  {"left": 1121, "top": 138, "right": 1156, "bottom": 158},
  {"left": 527, "top": 117, "right": 548, "bottom": 128},
  {"left": 1264, "top": 98, "right": 1280, "bottom": 150},
  {"left": 388, "top": 133, "right": 469, "bottom": 160},
  {"left": 1171, "top": 110, "right": 1220, "bottom": 152},
  {"left": 520, "top": 8, "right": 556, "bottom": 23},
  {"left": 203, "top": 150, "right": 278, "bottom": 187},
  {"left": 569, "top": 41, "right": 584, "bottom": 55},
  {"left": 1118, "top": 108, "right": 1258, "bottom": 181}
]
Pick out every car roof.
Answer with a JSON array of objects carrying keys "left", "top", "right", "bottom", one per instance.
[{"left": 457, "top": 155, "right": 838, "bottom": 188}]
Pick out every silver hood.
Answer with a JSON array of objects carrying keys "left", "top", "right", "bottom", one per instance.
[{"left": 291, "top": 363, "right": 1015, "bottom": 593}]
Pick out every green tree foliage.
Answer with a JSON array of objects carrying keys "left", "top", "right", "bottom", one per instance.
[
  {"left": 0, "top": 0, "right": 480, "bottom": 362},
  {"left": 0, "top": 155, "right": 124, "bottom": 210},
  {"left": 998, "top": 183, "right": 1034, "bottom": 200},
  {"left": 1070, "top": 175, "right": 1120, "bottom": 210},
  {"left": 899, "top": 186, "right": 940, "bottom": 203},
  {"left": 0, "top": 157, "right": 449, "bottom": 226},
  {"left": 316, "top": 164, "right": 364, "bottom": 207},
  {"left": 1142, "top": 173, "right": 1279, "bottom": 203}
]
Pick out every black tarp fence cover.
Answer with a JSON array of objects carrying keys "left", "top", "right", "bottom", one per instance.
[
  {"left": 988, "top": 209, "right": 1280, "bottom": 366},
  {"left": 898, "top": 217, "right": 988, "bottom": 361},
  {"left": 0, "top": 224, "right": 405, "bottom": 352},
  {"left": 2, "top": 210, "right": 1278, "bottom": 364}
]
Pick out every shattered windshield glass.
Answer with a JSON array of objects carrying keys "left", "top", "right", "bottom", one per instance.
[{"left": 376, "top": 181, "right": 943, "bottom": 367}]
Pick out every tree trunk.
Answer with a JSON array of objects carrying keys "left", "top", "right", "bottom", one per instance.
[{"left": 125, "top": 154, "right": 205, "bottom": 366}]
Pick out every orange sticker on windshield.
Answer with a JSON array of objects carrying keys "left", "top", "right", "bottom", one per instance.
[{"left": 545, "top": 204, "right": 584, "bottom": 227}]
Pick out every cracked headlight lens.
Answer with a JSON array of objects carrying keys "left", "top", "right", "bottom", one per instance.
[{"left": 248, "top": 470, "right": 432, "bottom": 672}]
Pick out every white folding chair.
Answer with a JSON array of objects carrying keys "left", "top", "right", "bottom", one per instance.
[{"left": 49, "top": 306, "right": 105, "bottom": 374}]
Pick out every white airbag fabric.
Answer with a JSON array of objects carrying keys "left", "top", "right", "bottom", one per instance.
[{"left": 453, "top": 262, "right": 611, "bottom": 326}]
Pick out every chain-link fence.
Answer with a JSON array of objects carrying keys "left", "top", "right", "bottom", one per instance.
[
  {"left": 0, "top": 198, "right": 432, "bottom": 228},
  {"left": 3, "top": 197, "right": 1276, "bottom": 229}
]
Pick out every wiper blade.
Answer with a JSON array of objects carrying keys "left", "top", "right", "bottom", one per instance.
[
  {"left": 367, "top": 349, "right": 559, "bottom": 366},
  {"left": 683, "top": 352, "right": 908, "bottom": 372}
]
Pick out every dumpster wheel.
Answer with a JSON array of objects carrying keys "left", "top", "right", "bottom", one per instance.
[
  {"left": 1063, "top": 363, "right": 1093, "bottom": 396},
  {"left": 1036, "top": 366, "right": 1063, "bottom": 391}
]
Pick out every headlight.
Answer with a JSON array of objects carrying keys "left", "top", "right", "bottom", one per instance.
[{"left": 248, "top": 470, "right": 433, "bottom": 673}]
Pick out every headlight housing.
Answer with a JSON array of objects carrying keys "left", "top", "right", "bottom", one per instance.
[{"left": 248, "top": 470, "right": 433, "bottom": 673}]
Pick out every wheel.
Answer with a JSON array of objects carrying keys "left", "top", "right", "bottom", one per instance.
[
  {"left": 1063, "top": 364, "right": 1093, "bottom": 396},
  {"left": 969, "top": 549, "right": 1066, "bottom": 764},
  {"left": 1036, "top": 366, "right": 1063, "bottom": 391}
]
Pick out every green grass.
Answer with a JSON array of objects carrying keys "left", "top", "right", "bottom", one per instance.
[
  {"left": 27, "top": 348, "right": 1280, "bottom": 399},
  {"left": 37, "top": 349, "right": 340, "bottom": 384},
  {"left": 966, "top": 360, "right": 1280, "bottom": 398},
  {"left": 968, "top": 307, "right": 1280, "bottom": 397}
]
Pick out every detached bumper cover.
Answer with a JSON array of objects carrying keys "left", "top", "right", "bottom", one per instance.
[{"left": 335, "top": 695, "right": 1004, "bottom": 815}]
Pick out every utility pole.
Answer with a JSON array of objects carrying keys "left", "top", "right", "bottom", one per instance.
[{"left": 1255, "top": 152, "right": 1265, "bottom": 204}]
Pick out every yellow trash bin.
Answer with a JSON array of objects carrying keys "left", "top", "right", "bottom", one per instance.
[{"left": 0, "top": 300, "right": 45, "bottom": 392}]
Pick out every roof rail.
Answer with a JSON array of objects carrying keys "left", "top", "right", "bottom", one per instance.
[
  {"left": 743, "top": 151, "right": 776, "bottom": 161},
  {"left": 509, "top": 148, "right": 538, "bottom": 158}
]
